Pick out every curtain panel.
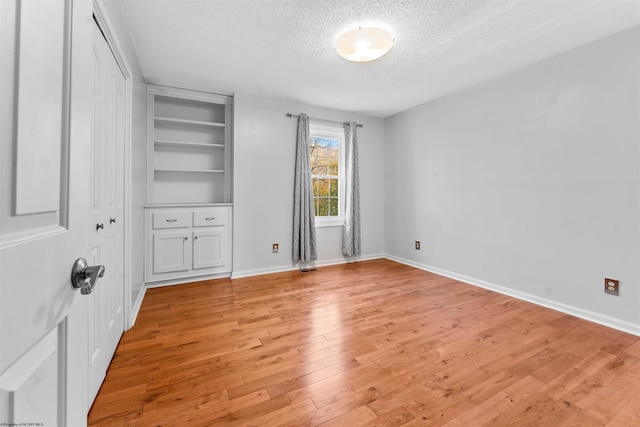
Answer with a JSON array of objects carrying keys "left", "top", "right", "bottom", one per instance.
[
  {"left": 342, "top": 122, "right": 361, "bottom": 256},
  {"left": 293, "top": 113, "right": 317, "bottom": 262}
]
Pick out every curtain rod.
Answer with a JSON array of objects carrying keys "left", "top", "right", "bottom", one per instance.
[{"left": 285, "top": 113, "right": 363, "bottom": 128}]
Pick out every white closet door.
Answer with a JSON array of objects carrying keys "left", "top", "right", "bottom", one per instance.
[{"left": 87, "top": 18, "right": 125, "bottom": 409}]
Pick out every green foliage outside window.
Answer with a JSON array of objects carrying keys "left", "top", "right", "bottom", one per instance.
[{"left": 310, "top": 136, "right": 339, "bottom": 217}]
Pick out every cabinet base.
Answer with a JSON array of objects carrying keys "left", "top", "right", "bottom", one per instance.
[{"left": 145, "top": 272, "right": 231, "bottom": 288}]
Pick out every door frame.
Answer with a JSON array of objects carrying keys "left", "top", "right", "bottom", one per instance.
[{"left": 92, "top": 0, "right": 137, "bottom": 329}]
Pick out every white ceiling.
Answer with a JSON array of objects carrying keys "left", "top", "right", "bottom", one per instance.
[{"left": 118, "top": 0, "right": 640, "bottom": 118}]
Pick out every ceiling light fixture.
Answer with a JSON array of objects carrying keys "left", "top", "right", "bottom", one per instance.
[{"left": 335, "top": 26, "right": 394, "bottom": 63}]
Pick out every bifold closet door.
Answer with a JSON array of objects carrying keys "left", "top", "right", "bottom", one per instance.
[{"left": 87, "top": 18, "right": 126, "bottom": 410}]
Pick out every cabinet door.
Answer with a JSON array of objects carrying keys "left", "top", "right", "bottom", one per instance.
[
  {"left": 153, "top": 230, "right": 190, "bottom": 274},
  {"left": 192, "top": 228, "right": 227, "bottom": 270}
]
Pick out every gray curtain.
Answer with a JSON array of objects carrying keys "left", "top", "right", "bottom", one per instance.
[
  {"left": 342, "top": 122, "right": 361, "bottom": 256},
  {"left": 293, "top": 113, "right": 317, "bottom": 262}
]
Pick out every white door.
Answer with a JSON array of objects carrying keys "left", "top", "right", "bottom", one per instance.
[
  {"left": 0, "top": 0, "right": 93, "bottom": 425},
  {"left": 87, "top": 19, "right": 125, "bottom": 407}
]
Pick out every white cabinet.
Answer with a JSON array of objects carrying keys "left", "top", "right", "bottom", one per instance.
[
  {"left": 145, "top": 85, "right": 233, "bottom": 285},
  {"left": 153, "top": 230, "right": 190, "bottom": 274},
  {"left": 145, "top": 205, "right": 232, "bottom": 285},
  {"left": 193, "top": 229, "right": 227, "bottom": 270}
]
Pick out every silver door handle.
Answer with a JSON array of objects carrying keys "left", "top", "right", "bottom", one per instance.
[{"left": 71, "top": 258, "right": 105, "bottom": 295}]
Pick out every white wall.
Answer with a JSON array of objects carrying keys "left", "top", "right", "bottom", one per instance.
[
  {"left": 233, "top": 94, "right": 385, "bottom": 277},
  {"left": 385, "top": 27, "right": 640, "bottom": 332},
  {"left": 100, "top": 0, "right": 147, "bottom": 325}
]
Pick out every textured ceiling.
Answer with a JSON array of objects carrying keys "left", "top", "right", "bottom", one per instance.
[{"left": 118, "top": 0, "right": 640, "bottom": 117}]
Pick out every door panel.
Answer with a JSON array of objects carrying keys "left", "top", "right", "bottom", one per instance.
[
  {"left": 87, "top": 20, "right": 125, "bottom": 409},
  {"left": 14, "top": 0, "right": 66, "bottom": 215},
  {"left": 0, "top": 327, "right": 59, "bottom": 425},
  {"left": 193, "top": 229, "right": 227, "bottom": 269},
  {"left": 0, "top": 0, "right": 93, "bottom": 424},
  {"left": 153, "top": 231, "right": 190, "bottom": 274}
]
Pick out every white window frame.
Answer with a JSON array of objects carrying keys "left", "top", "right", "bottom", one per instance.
[{"left": 310, "top": 123, "right": 345, "bottom": 227}]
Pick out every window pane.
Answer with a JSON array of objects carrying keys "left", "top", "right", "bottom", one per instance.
[
  {"left": 316, "top": 198, "right": 328, "bottom": 216},
  {"left": 329, "top": 178, "right": 338, "bottom": 196},
  {"left": 326, "top": 141, "right": 338, "bottom": 165},
  {"left": 328, "top": 158, "right": 338, "bottom": 175},
  {"left": 329, "top": 197, "right": 338, "bottom": 216},
  {"left": 317, "top": 136, "right": 337, "bottom": 150},
  {"left": 316, "top": 179, "right": 328, "bottom": 196},
  {"left": 313, "top": 144, "right": 326, "bottom": 158},
  {"left": 323, "top": 137, "right": 339, "bottom": 150},
  {"left": 314, "top": 157, "right": 329, "bottom": 176}
]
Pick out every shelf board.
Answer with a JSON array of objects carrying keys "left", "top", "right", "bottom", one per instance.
[
  {"left": 155, "top": 140, "right": 225, "bottom": 149},
  {"left": 155, "top": 116, "right": 225, "bottom": 128},
  {"left": 155, "top": 168, "right": 225, "bottom": 174}
]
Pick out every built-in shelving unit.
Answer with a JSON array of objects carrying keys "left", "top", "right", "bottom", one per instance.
[
  {"left": 145, "top": 85, "right": 233, "bottom": 285},
  {"left": 147, "top": 85, "right": 233, "bottom": 205}
]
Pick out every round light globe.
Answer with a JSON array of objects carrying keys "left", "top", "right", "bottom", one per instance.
[{"left": 335, "top": 27, "right": 394, "bottom": 62}]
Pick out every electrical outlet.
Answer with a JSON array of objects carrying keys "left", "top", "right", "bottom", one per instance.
[
  {"left": 272, "top": 243, "right": 279, "bottom": 253},
  {"left": 604, "top": 278, "right": 619, "bottom": 296},
  {"left": 415, "top": 241, "right": 420, "bottom": 250}
]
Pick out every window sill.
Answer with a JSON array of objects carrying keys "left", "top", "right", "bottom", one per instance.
[{"left": 315, "top": 217, "right": 344, "bottom": 228}]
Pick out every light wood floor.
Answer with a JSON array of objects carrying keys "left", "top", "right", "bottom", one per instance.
[{"left": 88, "top": 259, "right": 640, "bottom": 426}]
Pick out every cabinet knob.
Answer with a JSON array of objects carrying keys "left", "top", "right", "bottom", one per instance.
[
  {"left": 96, "top": 223, "right": 104, "bottom": 231},
  {"left": 166, "top": 219, "right": 178, "bottom": 223},
  {"left": 110, "top": 217, "right": 116, "bottom": 224},
  {"left": 205, "top": 217, "right": 215, "bottom": 221}
]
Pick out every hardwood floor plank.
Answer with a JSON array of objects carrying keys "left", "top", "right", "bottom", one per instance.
[
  {"left": 227, "top": 369, "right": 298, "bottom": 400},
  {"left": 88, "top": 259, "right": 640, "bottom": 426},
  {"left": 318, "top": 404, "right": 377, "bottom": 426},
  {"left": 540, "top": 350, "right": 618, "bottom": 401},
  {"left": 246, "top": 397, "right": 318, "bottom": 427},
  {"left": 606, "top": 389, "right": 640, "bottom": 427},
  {"left": 625, "top": 340, "right": 640, "bottom": 358},
  {"left": 362, "top": 404, "right": 415, "bottom": 426}
]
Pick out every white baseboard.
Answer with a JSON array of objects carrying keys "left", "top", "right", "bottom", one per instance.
[
  {"left": 127, "top": 284, "right": 147, "bottom": 330},
  {"left": 231, "top": 253, "right": 385, "bottom": 279},
  {"left": 385, "top": 254, "right": 640, "bottom": 337},
  {"left": 145, "top": 272, "right": 231, "bottom": 289},
  {"left": 231, "top": 264, "right": 298, "bottom": 279}
]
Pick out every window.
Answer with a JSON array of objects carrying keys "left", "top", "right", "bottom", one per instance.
[{"left": 310, "top": 124, "right": 344, "bottom": 227}]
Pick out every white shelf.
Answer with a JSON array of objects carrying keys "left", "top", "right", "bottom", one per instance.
[
  {"left": 154, "top": 168, "right": 225, "bottom": 173},
  {"left": 155, "top": 140, "right": 225, "bottom": 149},
  {"left": 155, "top": 116, "right": 225, "bottom": 128},
  {"left": 147, "top": 84, "right": 232, "bottom": 205}
]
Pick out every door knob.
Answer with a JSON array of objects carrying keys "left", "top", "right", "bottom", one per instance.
[{"left": 71, "top": 258, "right": 105, "bottom": 295}]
